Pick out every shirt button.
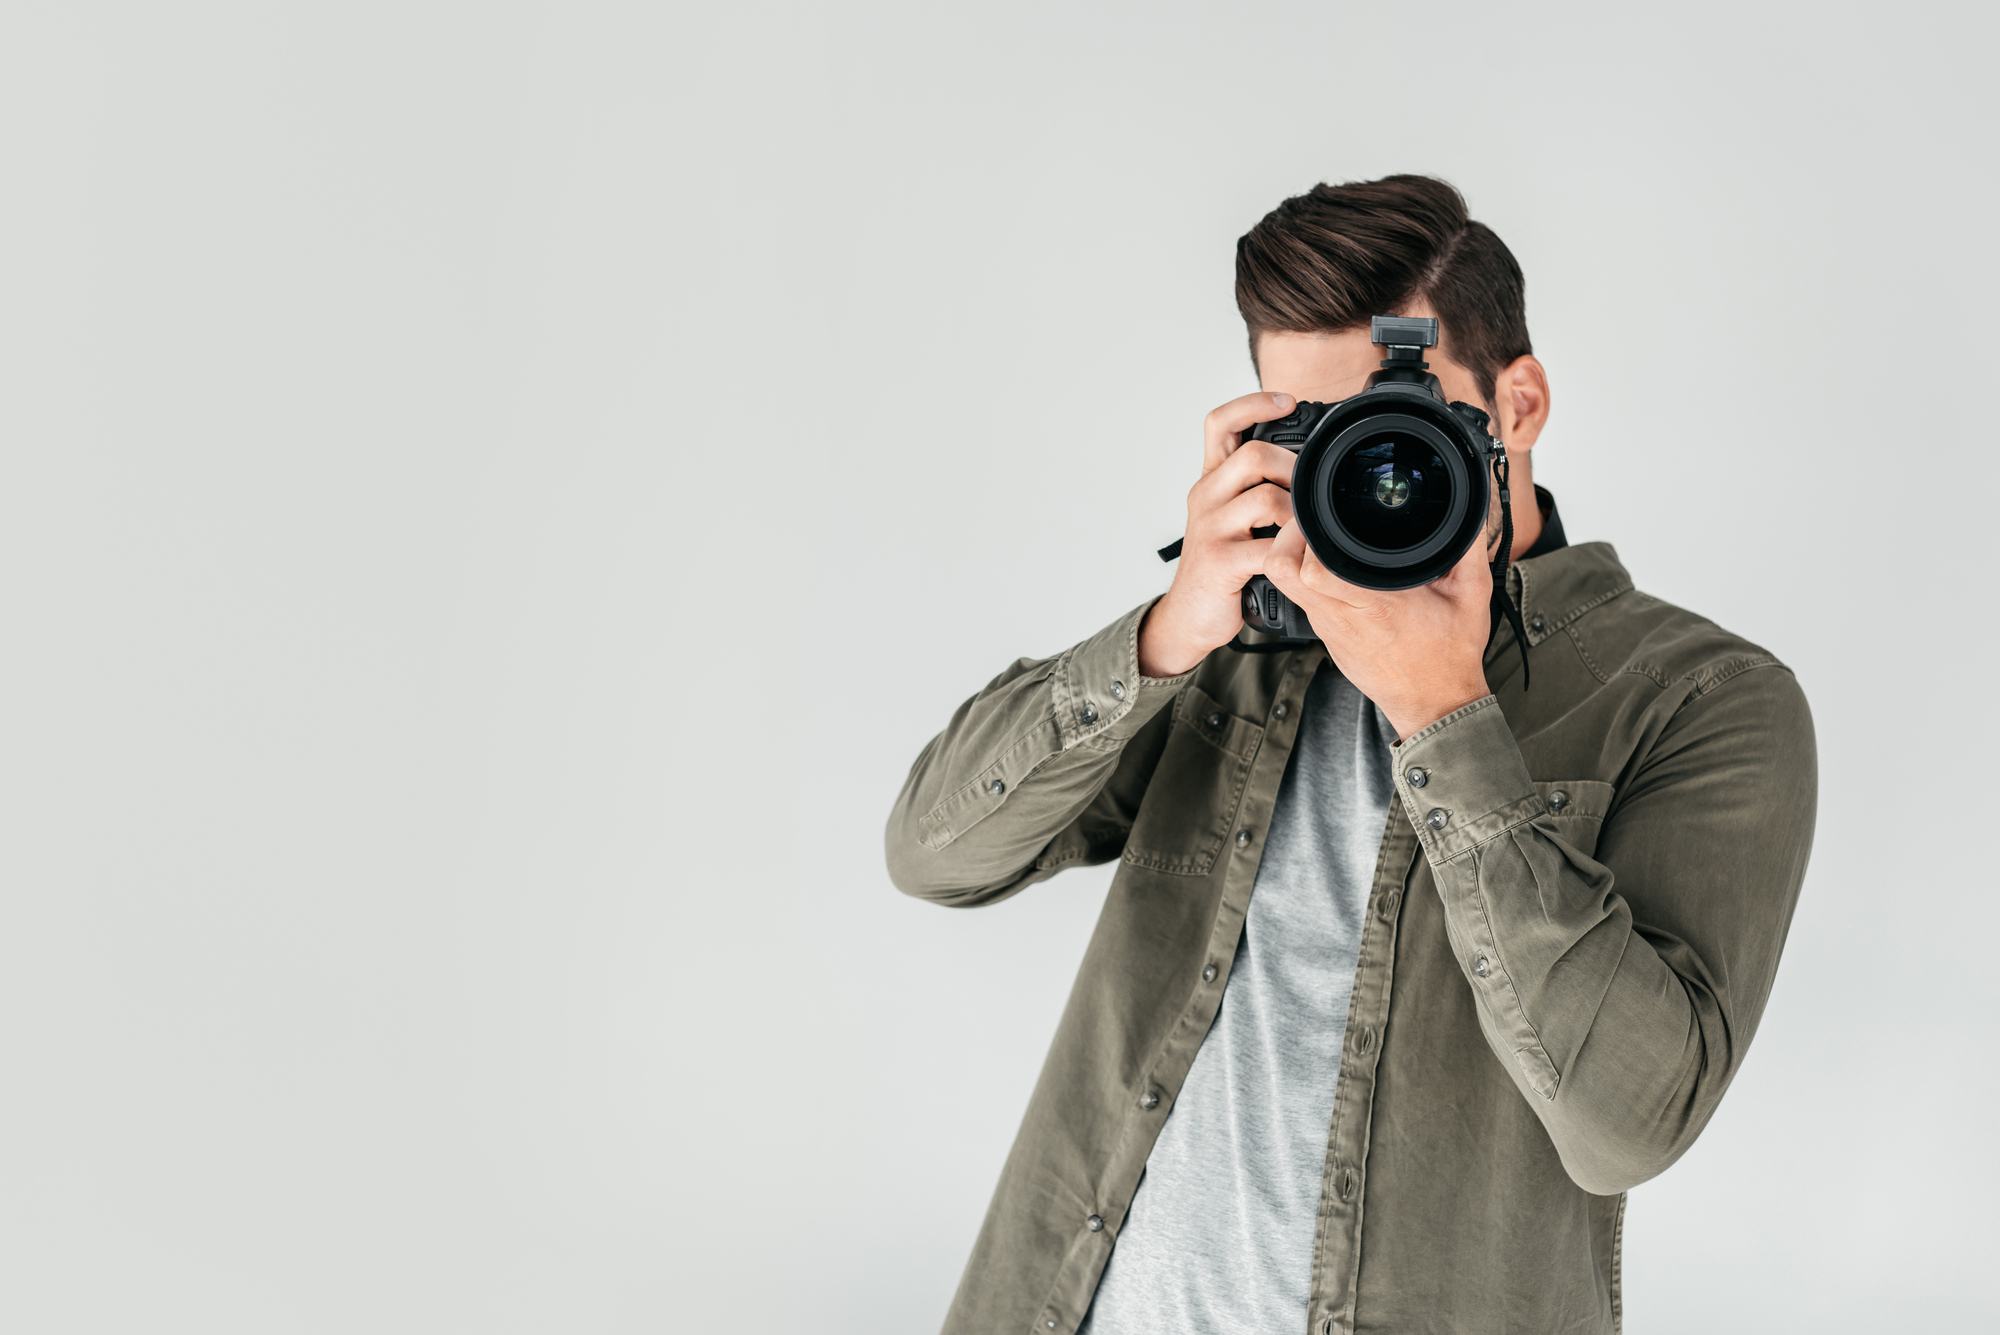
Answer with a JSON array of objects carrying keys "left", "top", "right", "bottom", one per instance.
[
  {"left": 1079, "top": 702, "right": 1098, "bottom": 725},
  {"left": 1235, "top": 829, "right": 1251, "bottom": 849},
  {"left": 1474, "top": 956, "right": 1490, "bottom": 977},
  {"left": 1086, "top": 1214, "right": 1104, "bottom": 1232},
  {"left": 1548, "top": 789, "right": 1569, "bottom": 812},
  {"left": 1274, "top": 702, "right": 1289, "bottom": 721},
  {"left": 1206, "top": 711, "right": 1224, "bottom": 730},
  {"left": 1110, "top": 680, "right": 1126, "bottom": 701},
  {"left": 1202, "top": 963, "right": 1218, "bottom": 983},
  {"left": 1406, "top": 766, "right": 1428, "bottom": 788},
  {"left": 1139, "top": 1090, "right": 1160, "bottom": 1110},
  {"left": 1530, "top": 613, "right": 1547, "bottom": 635},
  {"left": 987, "top": 779, "right": 1005, "bottom": 796},
  {"left": 1426, "top": 808, "right": 1449, "bottom": 830}
]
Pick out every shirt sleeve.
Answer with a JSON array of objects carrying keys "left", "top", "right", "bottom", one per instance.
[
  {"left": 885, "top": 600, "right": 1192, "bottom": 908},
  {"left": 1390, "top": 670, "right": 1817, "bottom": 1194}
]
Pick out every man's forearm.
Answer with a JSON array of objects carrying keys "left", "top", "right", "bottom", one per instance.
[{"left": 886, "top": 600, "right": 1190, "bottom": 907}]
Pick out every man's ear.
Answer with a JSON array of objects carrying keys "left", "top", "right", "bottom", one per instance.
[{"left": 1494, "top": 355, "right": 1550, "bottom": 456}]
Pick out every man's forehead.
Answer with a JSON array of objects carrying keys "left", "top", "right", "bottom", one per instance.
[{"left": 1256, "top": 318, "right": 1480, "bottom": 404}]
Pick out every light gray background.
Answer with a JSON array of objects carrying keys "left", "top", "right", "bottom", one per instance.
[{"left": 1, "top": 2, "right": 1994, "bottom": 1331}]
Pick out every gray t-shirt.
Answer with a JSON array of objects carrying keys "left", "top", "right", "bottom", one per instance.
[{"left": 1080, "top": 664, "right": 1398, "bottom": 1335}]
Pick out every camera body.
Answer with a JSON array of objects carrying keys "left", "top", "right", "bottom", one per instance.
[{"left": 1240, "top": 316, "right": 1502, "bottom": 643}]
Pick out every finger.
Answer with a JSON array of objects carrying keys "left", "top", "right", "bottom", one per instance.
[
  {"left": 1191, "top": 440, "right": 1301, "bottom": 511},
  {"left": 1263, "top": 516, "right": 1308, "bottom": 591},
  {"left": 1200, "top": 480, "right": 1294, "bottom": 540},
  {"left": 1288, "top": 534, "right": 1377, "bottom": 612},
  {"left": 1203, "top": 391, "right": 1297, "bottom": 472},
  {"left": 1433, "top": 529, "right": 1496, "bottom": 604}
]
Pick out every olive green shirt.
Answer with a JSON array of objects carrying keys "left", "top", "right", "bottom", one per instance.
[{"left": 886, "top": 541, "right": 1816, "bottom": 1335}]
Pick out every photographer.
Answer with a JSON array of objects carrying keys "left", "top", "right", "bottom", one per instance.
[{"left": 885, "top": 175, "right": 1815, "bottom": 1335}]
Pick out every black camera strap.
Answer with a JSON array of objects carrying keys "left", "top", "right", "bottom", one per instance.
[{"left": 1488, "top": 445, "right": 1532, "bottom": 690}]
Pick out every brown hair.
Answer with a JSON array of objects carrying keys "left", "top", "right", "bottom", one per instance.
[{"left": 1236, "top": 175, "right": 1530, "bottom": 406}]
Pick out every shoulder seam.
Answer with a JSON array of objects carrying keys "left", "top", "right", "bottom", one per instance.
[{"left": 1691, "top": 654, "right": 1791, "bottom": 697}]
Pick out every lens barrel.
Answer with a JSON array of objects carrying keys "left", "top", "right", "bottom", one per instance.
[{"left": 1261, "top": 386, "right": 1492, "bottom": 591}]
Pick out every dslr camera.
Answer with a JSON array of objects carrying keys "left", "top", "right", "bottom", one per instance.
[{"left": 1233, "top": 315, "right": 1506, "bottom": 643}]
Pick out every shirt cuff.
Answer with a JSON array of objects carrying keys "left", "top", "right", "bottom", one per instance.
[
  {"left": 1053, "top": 598, "right": 1191, "bottom": 749},
  {"left": 1390, "top": 696, "right": 1544, "bottom": 863}
]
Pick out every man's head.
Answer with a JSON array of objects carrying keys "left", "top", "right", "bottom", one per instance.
[{"left": 1237, "top": 175, "right": 1551, "bottom": 539}]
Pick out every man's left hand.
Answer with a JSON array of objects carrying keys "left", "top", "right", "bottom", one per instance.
[{"left": 1262, "top": 521, "right": 1495, "bottom": 741}]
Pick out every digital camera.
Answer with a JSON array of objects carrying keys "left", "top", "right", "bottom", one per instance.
[{"left": 1236, "top": 315, "right": 1504, "bottom": 642}]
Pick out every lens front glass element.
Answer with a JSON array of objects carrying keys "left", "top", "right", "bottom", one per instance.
[{"left": 1328, "top": 432, "right": 1452, "bottom": 551}]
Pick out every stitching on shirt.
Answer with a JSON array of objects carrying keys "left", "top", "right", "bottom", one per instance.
[
  {"left": 1549, "top": 579, "right": 1634, "bottom": 634},
  {"left": 1398, "top": 694, "right": 1497, "bottom": 751},
  {"left": 1618, "top": 661, "right": 1674, "bottom": 688},
  {"left": 1562, "top": 622, "right": 1613, "bottom": 685},
  {"left": 1430, "top": 796, "right": 1542, "bottom": 864},
  {"left": 1690, "top": 654, "right": 1786, "bottom": 697}
]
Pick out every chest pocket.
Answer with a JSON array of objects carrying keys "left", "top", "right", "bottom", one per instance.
[
  {"left": 1121, "top": 684, "right": 1264, "bottom": 876},
  {"left": 1533, "top": 779, "right": 1617, "bottom": 858}
]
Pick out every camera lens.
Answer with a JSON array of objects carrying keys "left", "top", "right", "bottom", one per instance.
[
  {"left": 1374, "top": 473, "right": 1411, "bottom": 508},
  {"left": 1286, "top": 399, "right": 1486, "bottom": 590},
  {"left": 1327, "top": 431, "right": 1452, "bottom": 551}
]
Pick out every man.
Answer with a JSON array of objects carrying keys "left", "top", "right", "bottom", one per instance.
[{"left": 885, "top": 175, "right": 1816, "bottom": 1335}]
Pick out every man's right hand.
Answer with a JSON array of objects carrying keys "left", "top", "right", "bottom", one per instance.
[{"left": 1137, "top": 391, "right": 1300, "bottom": 679}]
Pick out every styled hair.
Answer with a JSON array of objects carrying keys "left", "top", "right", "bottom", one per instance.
[{"left": 1235, "top": 175, "right": 1530, "bottom": 405}]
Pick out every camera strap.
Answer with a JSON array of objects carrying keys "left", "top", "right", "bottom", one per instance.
[{"left": 1488, "top": 445, "right": 1532, "bottom": 690}]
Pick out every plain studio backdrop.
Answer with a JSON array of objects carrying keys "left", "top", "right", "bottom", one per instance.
[{"left": 1, "top": 2, "right": 1995, "bottom": 1331}]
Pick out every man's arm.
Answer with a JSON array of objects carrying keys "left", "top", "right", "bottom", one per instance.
[
  {"left": 1260, "top": 496, "right": 1817, "bottom": 1195},
  {"left": 889, "top": 389, "right": 1303, "bottom": 907},
  {"left": 1392, "top": 669, "right": 1817, "bottom": 1194},
  {"left": 885, "top": 600, "right": 1188, "bottom": 907}
]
